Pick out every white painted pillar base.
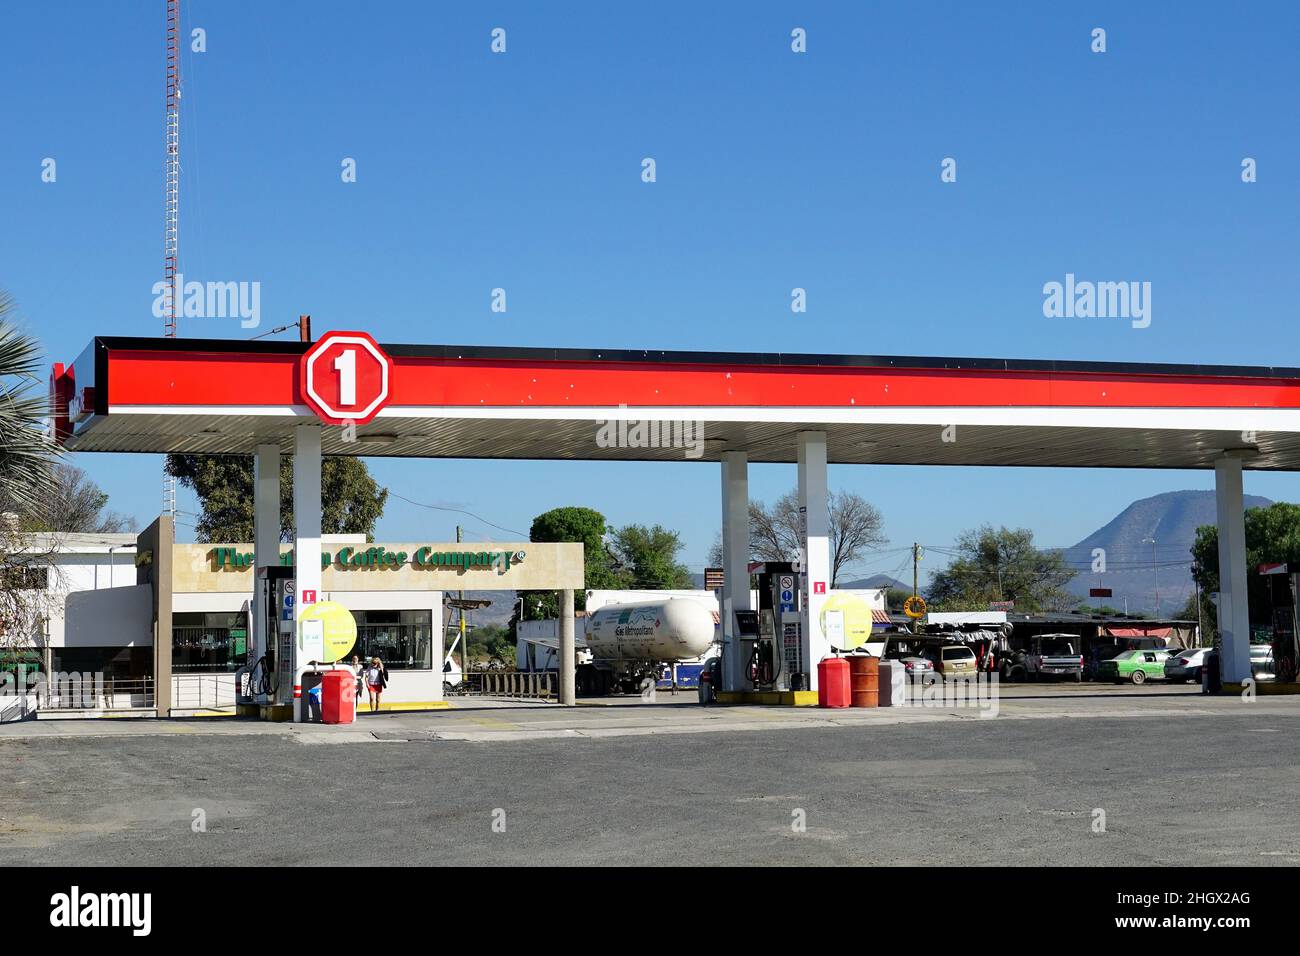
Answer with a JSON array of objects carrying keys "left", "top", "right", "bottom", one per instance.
[
  {"left": 292, "top": 425, "right": 322, "bottom": 721},
  {"left": 721, "top": 452, "right": 751, "bottom": 693},
  {"left": 252, "top": 443, "right": 280, "bottom": 703},
  {"left": 798, "top": 432, "right": 831, "bottom": 691},
  {"left": 1214, "top": 455, "right": 1252, "bottom": 684}
]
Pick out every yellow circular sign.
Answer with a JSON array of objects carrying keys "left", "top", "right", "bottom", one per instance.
[
  {"left": 903, "top": 595, "right": 927, "bottom": 619},
  {"left": 819, "top": 592, "right": 876, "bottom": 650},
  {"left": 296, "top": 600, "right": 358, "bottom": 663}
]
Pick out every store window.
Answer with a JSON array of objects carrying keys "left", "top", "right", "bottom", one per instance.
[
  {"left": 172, "top": 611, "right": 249, "bottom": 673},
  {"left": 51, "top": 646, "right": 151, "bottom": 681},
  {"left": 350, "top": 609, "right": 432, "bottom": 670}
]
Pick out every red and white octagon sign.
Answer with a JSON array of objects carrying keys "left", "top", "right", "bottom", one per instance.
[{"left": 299, "top": 331, "right": 394, "bottom": 425}]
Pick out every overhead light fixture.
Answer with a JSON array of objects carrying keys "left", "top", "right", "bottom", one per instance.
[{"left": 357, "top": 433, "right": 399, "bottom": 445}]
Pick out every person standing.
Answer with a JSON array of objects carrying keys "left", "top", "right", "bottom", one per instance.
[
  {"left": 364, "top": 656, "right": 387, "bottom": 712},
  {"left": 351, "top": 655, "right": 364, "bottom": 708}
]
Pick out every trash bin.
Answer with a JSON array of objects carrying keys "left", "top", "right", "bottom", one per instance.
[
  {"left": 877, "top": 660, "right": 905, "bottom": 706},
  {"left": 322, "top": 669, "right": 357, "bottom": 724},
  {"left": 817, "top": 657, "right": 851, "bottom": 708},
  {"left": 1202, "top": 648, "right": 1221, "bottom": 695},
  {"left": 697, "top": 657, "right": 720, "bottom": 704},
  {"left": 848, "top": 655, "right": 879, "bottom": 708},
  {"left": 697, "top": 667, "right": 712, "bottom": 704},
  {"left": 301, "top": 671, "right": 325, "bottom": 722}
]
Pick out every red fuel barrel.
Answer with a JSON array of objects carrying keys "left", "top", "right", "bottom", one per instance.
[
  {"left": 817, "top": 657, "right": 851, "bottom": 708},
  {"left": 849, "top": 655, "right": 879, "bottom": 708},
  {"left": 321, "top": 670, "right": 357, "bottom": 724}
]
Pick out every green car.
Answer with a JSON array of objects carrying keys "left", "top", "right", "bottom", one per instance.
[{"left": 1098, "top": 649, "right": 1173, "bottom": 684}]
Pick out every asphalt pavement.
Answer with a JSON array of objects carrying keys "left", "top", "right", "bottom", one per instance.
[{"left": 3, "top": 686, "right": 1298, "bottom": 866}]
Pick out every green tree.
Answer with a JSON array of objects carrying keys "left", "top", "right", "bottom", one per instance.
[
  {"left": 518, "top": 506, "right": 622, "bottom": 621},
  {"left": 165, "top": 454, "right": 387, "bottom": 542},
  {"left": 745, "top": 489, "right": 887, "bottom": 586},
  {"left": 20, "top": 464, "right": 133, "bottom": 533},
  {"left": 1189, "top": 501, "right": 1300, "bottom": 635},
  {"left": 885, "top": 588, "right": 911, "bottom": 613},
  {"left": 465, "top": 623, "right": 515, "bottom": 664},
  {"left": 928, "top": 525, "right": 1074, "bottom": 612},
  {"left": 609, "top": 524, "right": 692, "bottom": 589}
]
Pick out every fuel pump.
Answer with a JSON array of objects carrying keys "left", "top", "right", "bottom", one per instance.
[
  {"left": 745, "top": 562, "right": 803, "bottom": 691},
  {"left": 1265, "top": 571, "right": 1300, "bottom": 683},
  {"left": 245, "top": 566, "right": 294, "bottom": 705}
]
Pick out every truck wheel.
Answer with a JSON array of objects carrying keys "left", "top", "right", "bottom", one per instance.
[{"left": 1130, "top": 669, "right": 1146, "bottom": 685}]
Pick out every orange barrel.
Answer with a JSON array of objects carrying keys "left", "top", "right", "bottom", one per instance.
[
  {"left": 817, "top": 657, "right": 852, "bottom": 708},
  {"left": 849, "top": 655, "right": 879, "bottom": 708}
]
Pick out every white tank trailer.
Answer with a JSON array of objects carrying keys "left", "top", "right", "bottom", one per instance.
[{"left": 581, "top": 597, "right": 716, "bottom": 695}]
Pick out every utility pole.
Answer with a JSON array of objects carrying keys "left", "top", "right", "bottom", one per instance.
[
  {"left": 912, "top": 543, "right": 921, "bottom": 598},
  {"left": 1143, "top": 535, "right": 1160, "bottom": 618},
  {"left": 457, "top": 525, "right": 467, "bottom": 678},
  {"left": 1195, "top": 579, "right": 1203, "bottom": 647}
]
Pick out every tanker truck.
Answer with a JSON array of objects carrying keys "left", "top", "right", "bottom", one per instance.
[{"left": 516, "top": 592, "right": 719, "bottom": 696}]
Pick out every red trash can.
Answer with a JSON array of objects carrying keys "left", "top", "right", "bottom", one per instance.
[
  {"left": 817, "top": 657, "right": 851, "bottom": 708},
  {"left": 322, "top": 670, "right": 356, "bottom": 724}
]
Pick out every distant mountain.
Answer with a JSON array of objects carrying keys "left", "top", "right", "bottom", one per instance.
[
  {"left": 838, "top": 574, "right": 909, "bottom": 592},
  {"left": 1063, "top": 490, "right": 1273, "bottom": 617},
  {"left": 453, "top": 591, "right": 517, "bottom": 629}
]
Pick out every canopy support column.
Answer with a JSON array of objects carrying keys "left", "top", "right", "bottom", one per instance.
[
  {"left": 292, "top": 425, "right": 322, "bottom": 721},
  {"left": 798, "top": 431, "right": 831, "bottom": 691},
  {"left": 559, "top": 588, "right": 576, "bottom": 705},
  {"left": 721, "top": 451, "right": 751, "bottom": 693},
  {"left": 1215, "top": 453, "right": 1252, "bottom": 685}
]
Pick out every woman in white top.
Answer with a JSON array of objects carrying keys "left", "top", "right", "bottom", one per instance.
[{"left": 364, "top": 657, "right": 386, "bottom": 712}]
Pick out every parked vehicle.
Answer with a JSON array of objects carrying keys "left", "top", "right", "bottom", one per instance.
[
  {"left": 884, "top": 647, "right": 937, "bottom": 684},
  {"left": 1097, "top": 648, "right": 1173, "bottom": 684},
  {"left": 1164, "top": 647, "right": 1210, "bottom": 683},
  {"left": 925, "top": 644, "right": 979, "bottom": 679},
  {"left": 1024, "top": 634, "right": 1084, "bottom": 682}
]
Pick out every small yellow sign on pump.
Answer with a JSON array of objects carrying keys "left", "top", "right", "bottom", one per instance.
[
  {"left": 818, "top": 592, "right": 875, "bottom": 650},
  {"left": 297, "top": 600, "right": 358, "bottom": 663}
]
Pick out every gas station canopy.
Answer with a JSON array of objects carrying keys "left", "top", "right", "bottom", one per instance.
[{"left": 51, "top": 335, "right": 1300, "bottom": 469}]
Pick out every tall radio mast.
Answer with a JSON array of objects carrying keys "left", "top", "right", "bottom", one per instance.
[{"left": 162, "top": 0, "right": 181, "bottom": 525}]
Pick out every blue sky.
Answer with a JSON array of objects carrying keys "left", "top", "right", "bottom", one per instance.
[{"left": 3, "top": 1, "right": 1299, "bottom": 582}]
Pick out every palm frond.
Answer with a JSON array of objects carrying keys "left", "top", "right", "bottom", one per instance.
[{"left": 0, "top": 299, "right": 60, "bottom": 514}]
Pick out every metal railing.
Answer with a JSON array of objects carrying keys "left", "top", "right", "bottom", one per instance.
[
  {"left": 171, "top": 673, "right": 238, "bottom": 711},
  {"left": 461, "top": 671, "right": 556, "bottom": 700},
  {"left": 42, "top": 677, "right": 155, "bottom": 711}
]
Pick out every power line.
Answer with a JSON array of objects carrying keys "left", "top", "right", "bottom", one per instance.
[{"left": 384, "top": 489, "right": 527, "bottom": 538}]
